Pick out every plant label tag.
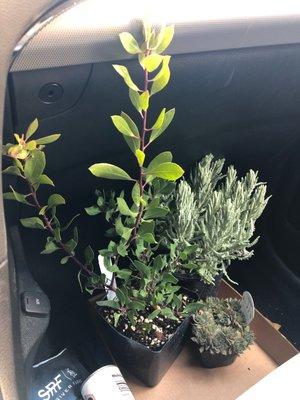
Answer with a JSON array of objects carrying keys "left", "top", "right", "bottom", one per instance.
[
  {"left": 240, "top": 291, "right": 255, "bottom": 325},
  {"left": 98, "top": 255, "right": 117, "bottom": 300}
]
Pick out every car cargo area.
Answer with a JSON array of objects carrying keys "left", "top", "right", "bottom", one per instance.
[{"left": 2, "top": 5, "right": 300, "bottom": 399}]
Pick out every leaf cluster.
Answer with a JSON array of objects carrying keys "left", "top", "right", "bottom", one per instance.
[
  {"left": 2, "top": 119, "right": 99, "bottom": 286},
  {"left": 163, "top": 154, "right": 270, "bottom": 284},
  {"left": 191, "top": 297, "right": 255, "bottom": 356}
]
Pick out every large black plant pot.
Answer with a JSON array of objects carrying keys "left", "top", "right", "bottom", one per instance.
[
  {"left": 200, "top": 351, "right": 237, "bottom": 368},
  {"left": 92, "top": 311, "right": 190, "bottom": 387},
  {"left": 174, "top": 272, "right": 223, "bottom": 299}
]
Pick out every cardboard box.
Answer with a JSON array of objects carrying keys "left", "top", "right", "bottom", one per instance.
[{"left": 127, "top": 281, "right": 298, "bottom": 400}]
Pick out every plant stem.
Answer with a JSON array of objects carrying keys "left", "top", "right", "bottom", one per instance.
[
  {"left": 26, "top": 181, "right": 115, "bottom": 292},
  {"left": 130, "top": 49, "right": 151, "bottom": 244}
]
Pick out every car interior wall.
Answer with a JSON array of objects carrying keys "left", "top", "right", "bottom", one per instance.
[{"left": 3, "top": 43, "right": 300, "bottom": 351}]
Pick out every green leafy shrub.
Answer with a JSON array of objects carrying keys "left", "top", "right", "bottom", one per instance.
[
  {"left": 163, "top": 154, "right": 270, "bottom": 284},
  {"left": 2, "top": 23, "right": 202, "bottom": 336},
  {"left": 86, "top": 22, "right": 204, "bottom": 326},
  {"left": 2, "top": 120, "right": 105, "bottom": 291},
  {"left": 191, "top": 297, "right": 255, "bottom": 356}
]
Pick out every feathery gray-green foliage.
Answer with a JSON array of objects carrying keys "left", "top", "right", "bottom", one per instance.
[
  {"left": 164, "top": 154, "right": 270, "bottom": 284},
  {"left": 191, "top": 297, "right": 255, "bottom": 356}
]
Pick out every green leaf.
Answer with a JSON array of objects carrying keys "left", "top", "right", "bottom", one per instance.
[
  {"left": 148, "top": 309, "right": 160, "bottom": 320},
  {"left": 155, "top": 25, "right": 175, "bottom": 54},
  {"left": 151, "top": 56, "right": 171, "bottom": 95},
  {"left": 39, "top": 205, "right": 47, "bottom": 215},
  {"left": 24, "top": 150, "right": 45, "bottom": 183},
  {"left": 113, "top": 65, "right": 139, "bottom": 91},
  {"left": 114, "top": 313, "right": 122, "bottom": 327},
  {"left": 41, "top": 240, "right": 59, "bottom": 254},
  {"left": 3, "top": 190, "right": 30, "bottom": 205},
  {"left": 73, "top": 227, "right": 78, "bottom": 242},
  {"left": 116, "top": 287, "right": 126, "bottom": 305},
  {"left": 143, "top": 21, "right": 153, "bottom": 43},
  {"left": 138, "top": 220, "right": 155, "bottom": 236},
  {"left": 60, "top": 256, "right": 70, "bottom": 264},
  {"left": 26, "top": 118, "right": 39, "bottom": 140},
  {"left": 14, "top": 158, "right": 24, "bottom": 171},
  {"left": 152, "top": 108, "right": 166, "bottom": 130},
  {"left": 141, "top": 53, "right": 163, "bottom": 72},
  {"left": 120, "top": 112, "right": 140, "bottom": 154},
  {"left": 116, "top": 269, "right": 132, "bottom": 280},
  {"left": 160, "top": 307, "right": 177, "bottom": 319},
  {"left": 142, "top": 233, "right": 157, "bottom": 244},
  {"left": 120, "top": 112, "right": 139, "bottom": 136},
  {"left": 115, "top": 218, "right": 132, "bottom": 241},
  {"left": 53, "top": 227, "right": 61, "bottom": 241},
  {"left": 135, "top": 149, "right": 145, "bottom": 167},
  {"left": 183, "top": 302, "right": 204, "bottom": 314},
  {"left": 20, "top": 217, "right": 45, "bottom": 230},
  {"left": 96, "top": 196, "right": 105, "bottom": 208},
  {"left": 130, "top": 300, "right": 146, "bottom": 311},
  {"left": 147, "top": 151, "right": 172, "bottom": 172},
  {"left": 150, "top": 108, "right": 175, "bottom": 143},
  {"left": 119, "top": 32, "right": 141, "bottom": 54},
  {"left": 85, "top": 205, "right": 100, "bottom": 215},
  {"left": 117, "top": 197, "right": 137, "bottom": 217},
  {"left": 65, "top": 238, "right": 77, "bottom": 253},
  {"left": 117, "top": 243, "right": 128, "bottom": 257},
  {"left": 162, "top": 273, "right": 178, "bottom": 284},
  {"left": 146, "top": 162, "right": 184, "bottom": 181},
  {"left": 89, "top": 163, "right": 133, "bottom": 181},
  {"left": 35, "top": 134, "right": 61, "bottom": 145},
  {"left": 25, "top": 140, "right": 37, "bottom": 151},
  {"left": 131, "top": 182, "right": 140, "bottom": 205},
  {"left": 39, "top": 174, "right": 54, "bottom": 186},
  {"left": 2, "top": 166, "right": 22, "bottom": 176},
  {"left": 153, "top": 255, "right": 164, "bottom": 271},
  {"left": 84, "top": 245, "right": 94, "bottom": 265},
  {"left": 111, "top": 115, "right": 136, "bottom": 137},
  {"left": 129, "top": 89, "right": 142, "bottom": 113},
  {"left": 133, "top": 260, "right": 150, "bottom": 278},
  {"left": 47, "top": 194, "right": 66, "bottom": 208},
  {"left": 144, "top": 206, "right": 169, "bottom": 219},
  {"left": 140, "top": 91, "right": 149, "bottom": 111}
]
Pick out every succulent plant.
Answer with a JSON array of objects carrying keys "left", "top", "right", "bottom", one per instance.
[{"left": 191, "top": 297, "right": 255, "bottom": 356}]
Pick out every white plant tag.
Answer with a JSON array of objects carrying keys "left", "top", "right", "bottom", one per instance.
[
  {"left": 98, "top": 255, "right": 117, "bottom": 300},
  {"left": 240, "top": 291, "right": 255, "bottom": 325}
]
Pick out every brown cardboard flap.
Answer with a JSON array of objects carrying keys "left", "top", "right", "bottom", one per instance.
[{"left": 218, "top": 280, "right": 298, "bottom": 365}]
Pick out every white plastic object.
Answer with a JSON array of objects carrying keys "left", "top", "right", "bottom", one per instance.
[
  {"left": 98, "top": 255, "right": 117, "bottom": 300},
  {"left": 81, "top": 365, "right": 135, "bottom": 400}
]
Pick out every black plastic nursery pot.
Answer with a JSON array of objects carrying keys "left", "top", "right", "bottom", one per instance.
[
  {"left": 174, "top": 272, "right": 223, "bottom": 299},
  {"left": 200, "top": 351, "right": 237, "bottom": 368},
  {"left": 90, "top": 305, "right": 190, "bottom": 387}
]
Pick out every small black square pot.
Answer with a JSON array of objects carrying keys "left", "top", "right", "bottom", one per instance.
[
  {"left": 91, "top": 310, "right": 190, "bottom": 387},
  {"left": 174, "top": 272, "right": 223, "bottom": 300},
  {"left": 199, "top": 351, "right": 237, "bottom": 368}
]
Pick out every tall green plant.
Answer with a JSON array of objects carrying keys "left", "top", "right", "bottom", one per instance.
[
  {"left": 1, "top": 24, "right": 205, "bottom": 329},
  {"left": 89, "top": 23, "right": 183, "bottom": 237},
  {"left": 85, "top": 23, "right": 206, "bottom": 324}
]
